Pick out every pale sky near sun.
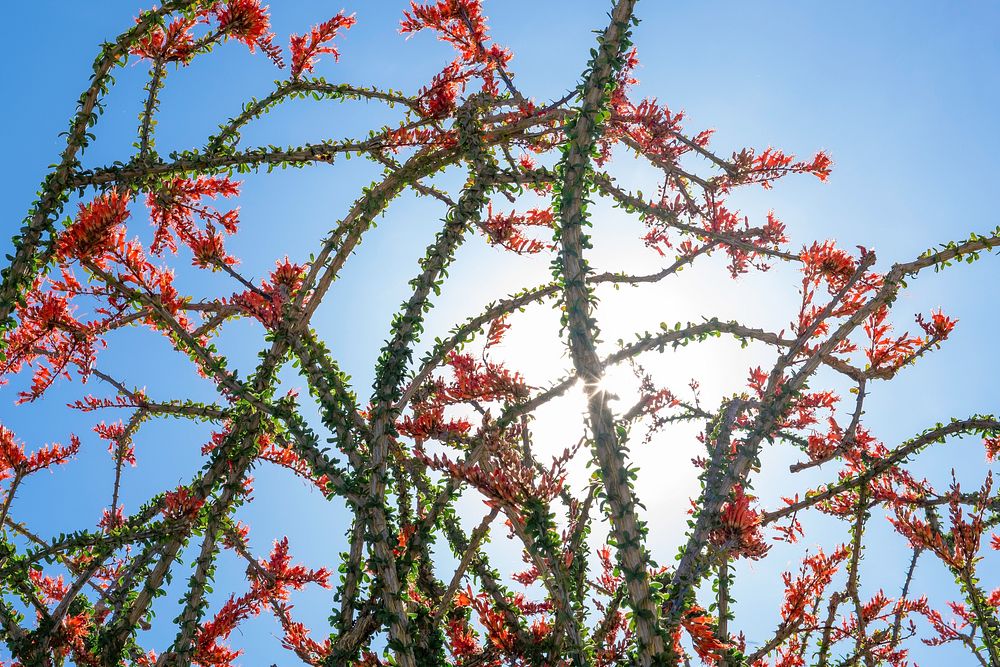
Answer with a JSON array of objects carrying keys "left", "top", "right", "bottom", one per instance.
[{"left": 2, "top": 2, "right": 999, "bottom": 664}]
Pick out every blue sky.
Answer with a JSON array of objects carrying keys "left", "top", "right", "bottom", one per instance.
[{"left": 2, "top": 1, "right": 999, "bottom": 664}]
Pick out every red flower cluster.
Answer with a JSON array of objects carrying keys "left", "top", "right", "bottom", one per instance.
[
  {"left": 441, "top": 351, "right": 528, "bottom": 403},
  {"left": 864, "top": 306, "right": 925, "bottom": 371},
  {"left": 94, "top": 420, "right": 135, "bottom": 466},
  {"left": 917, "top": 308, "right": 957, "bottom": 339},
  {"left": 480, "top": 205, "right": 553, "bottom": 254},
  {"left": 418, "top": 429, "right": 575, "bottom": 509},
  {"left": 289, "top": 12, "right": 356, "bottom": 79},
  {"left": 280, "top": 618, "right": 334, "bottom": 665},
  {"left": 709, "top": 485, "right": 770, "bottom": 560},
  {"left": 196, "top": 537, "right": 330, "bottom": 666},
  {"left": 11, "top": 191, "right": 194, "bottom": 403},
  {"left": 600, "top": 48, "right": 705, "bottom": 167},
  {"left": 445, "top": 584, "right": 554, "bottom": 661},
  {"left": 634, "top": 154, "right": 795, "bottom": 278},
  {"left": 0, "top": 290, "right": 100, "bottom": 403},
  {"left": 0, "top": 423, "right": 79, "bottom": 482},
  {"left": 398, "top": 350, "right": 526, "bottom": 441},
  {"left": 230, "top": 258, "right": 306, "bottom": 329},
  {"left": 800, "top": 240, "right": 865, "bottom": 293},
  {"left": 865, "top": 305, "right": 956, "bottom": 373},
  {"left": 211, "top": 0, "right": 283, "bottom": 66},
  {"left": 671, "top": 605, "right": 730, "bottom": 664},
  {"left": 131, "top": 17, "right": 198, "bottom": 63},
  {"left": 48, "top": 612, "right": 99, "bottom": 666},
  {"left": 254, "top": 432, "right": 331, "bottom": 493},
  {"left": 401, "top": 0, "right": 513, "bottom": 116},
  {"left": 162, "top": 485, "right": 205, "bottom": 522},
  {"left": 796, "top": 242, "right": 882, "bottom": 351},
  {"left": 795, "top": 240, "right": 957, "bottom": 376},
  {"left": 822, "top": 590, "right": 927, "bottom": 666},
  {"left": 600, "top": 49, "right": 828, "bottom": 284},
  {"left": 805, "top": 419, "right": 932, "bottom": 519},
  {"left": 131, "top": 1, "right": 303, "bottom": 69},
  {"left": 99, "top": 505, "right": 125, "bottom": 532},
  {"left": 986, "top": 435, "right": 1000, "bottom": 461},
  {"left": 780, "top": 546, "right": 849, "bottom": 627},
  {"left": 28, "top": 569, "right": 69, "bottom": 605},
  {"left": 146, "top": 176, "right": 240, "bottom": 266},
  {"left": 730, "top": 147, "right": 832, "bottom": 189},
  {"left": 56, "top": 189, "right": 131, "bottom": 262},
  {"left": 890, "top": 476, "right": 992, "bottom": 570},
  {"left": 445, "top": 616, "right": 481, "bottom": 659},
  {"left": 710, "top": 204, "right": 789, "bottom": 277}
]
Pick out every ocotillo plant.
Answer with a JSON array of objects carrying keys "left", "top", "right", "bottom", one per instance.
[{"left": 2, "top": 1, "right": 999, "bottom": 666}]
